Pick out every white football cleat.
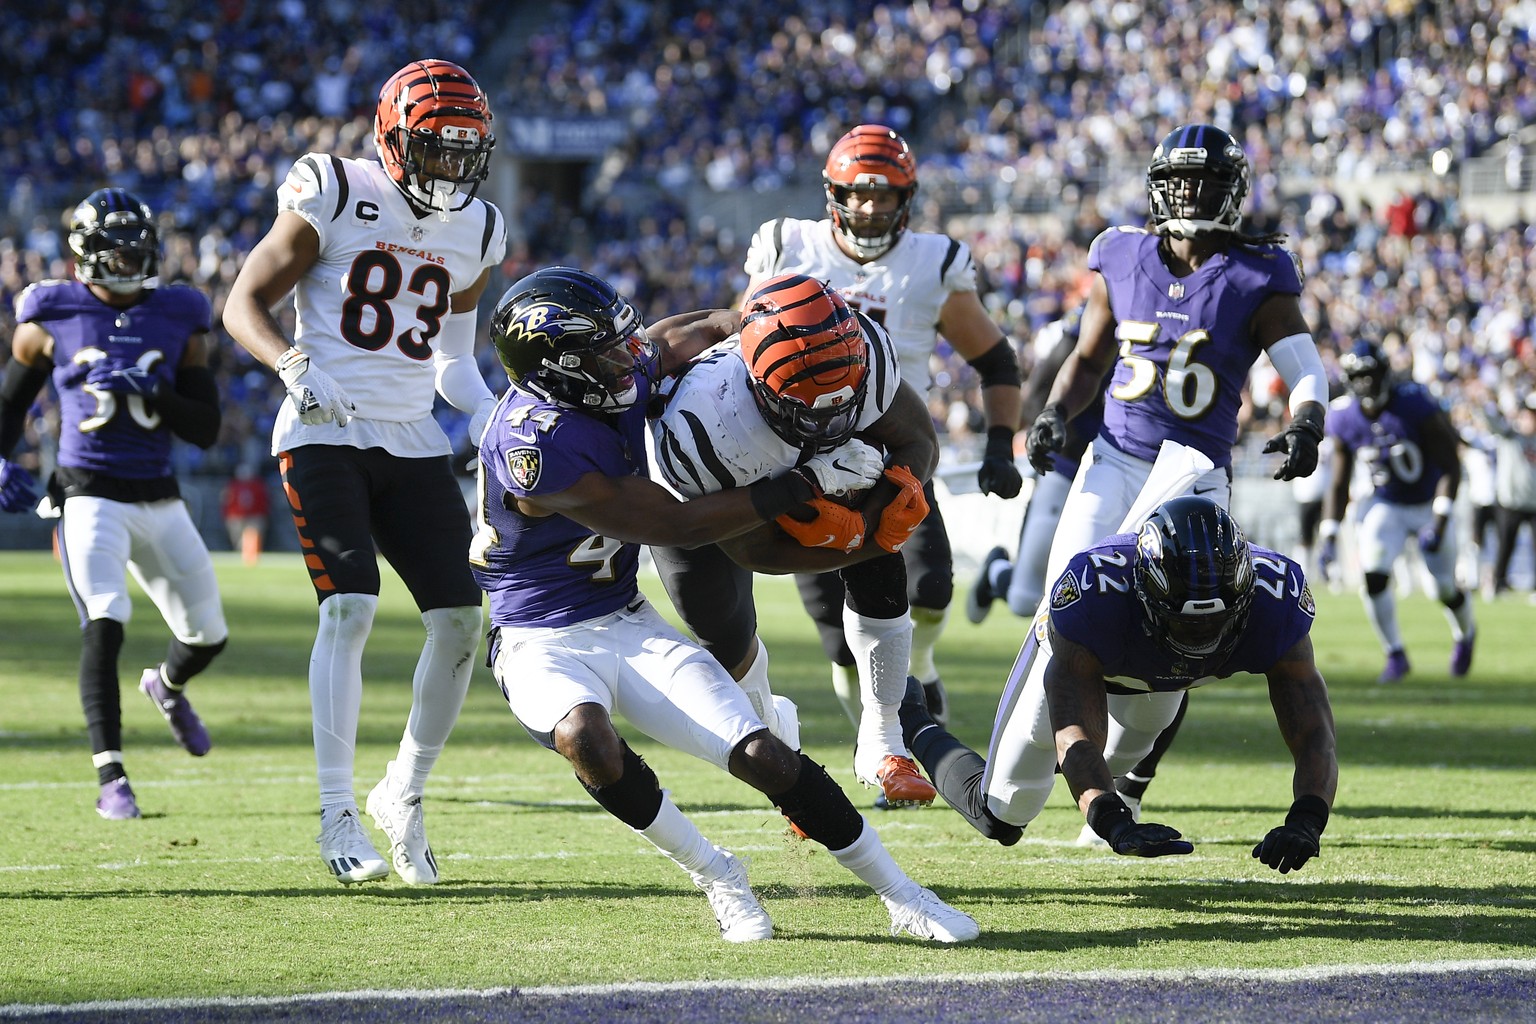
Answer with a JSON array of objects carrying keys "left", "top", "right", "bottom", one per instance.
[
  {"left": 317, "top": 808, "right": 389, "bottom": 884},
  {"left": 694, "top": 850, "right": 773, "bottom": 942},
  {"left": 366, "top": 778, "right": 440, "bottom": 885},
  {"left": 1076, "top": 792, "right": 1141, "bottom": 848},
  {"left": 883, "top": 883, "right": 980, "bottom": 943}
]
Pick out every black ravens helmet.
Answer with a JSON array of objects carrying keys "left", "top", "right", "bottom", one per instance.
[
  {"left": 490, "top": 267, "right": 659, "bottom": 412},
  {"left": 1339, "top": 338, "right": 1392, "bottom": 415},
  {"left": 1133, "top": 495, "right": 1255, "bottom": 661},
  {"left": 1146, "top": 124, "right": 1250, "bottom": 238},
  {"left": 67, "top": 188, "right": 160, "bottom": 294}
]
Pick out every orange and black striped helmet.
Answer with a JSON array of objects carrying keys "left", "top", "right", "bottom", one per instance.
[
  {"left": 823, "top": 124, "right": 918, "bottom": 259},
  {"left": 741, "top": 274, "right": 869, "bottom": 449},
  {"left": 374, "top": 59, "right": 495, "bottom": 215}
]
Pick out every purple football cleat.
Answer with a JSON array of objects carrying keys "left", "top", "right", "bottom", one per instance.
[
  {"left": 139, "top": 666, "right": 211, "bottom": 756},
  {"left": 1450, "top": 633, "right": 1475, "bottom": 677},
  {"left": 1377, "top": 649, "right": 1410, "bottom": 685},
  {"left": 96, "top": 778, "right": 141, "bottom": 820}
]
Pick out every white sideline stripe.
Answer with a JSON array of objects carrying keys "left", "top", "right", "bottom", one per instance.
[{"left": 3, "top": 959, "right": 1533, "bottom": 1017}]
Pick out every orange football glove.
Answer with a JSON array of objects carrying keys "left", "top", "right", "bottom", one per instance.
[
  {"left": 776, "top": 498, "right": 868, "bottom": 554},
  {"left": 874, "top": 465, "right": 928, "bottom": 552}
]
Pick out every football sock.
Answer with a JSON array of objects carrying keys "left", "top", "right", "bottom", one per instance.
[
  {"left": 827, "top": 821, "right": 910, "bottom": 898},
  {"left": 734, "top": 636, "right": 778, "bottom": 734},
  {"left": 1362, "top": 585, "right": 1403, "bottom": 653},
  {"left": 584, "top": 742, "right": 665, "bottom": 831},
  {"left": 844, "top": 607, "right": 912, "bottom": 773},
  {"left": 829, "top": 662, "right": 859, "bottom": 727},
  {"left": 311, "top": 593, "right": 376, "bottom": 812},
  {"left": 638, "top": 794, "right": 722, "bottom": 878},
  {"left": 92, "top": 750, "right": 127, "bottom": 786},
  {"left": 393, "top": 605, "right": 480, "bottom": 798},
  {"left": 1442, "top": 591, "right": 1475, "bottom": 640},
  {"left": 908, "top": 605, "right": 947, "bottom": 684},
  {"left": 80, "top": 618, "right": 125, "bottom": 760},
  {"left": 162, "top": 636, "right": 226, "bottom": 689},
  {"left": 900, "top": 678, "right": 1021, "bottom": 845}
]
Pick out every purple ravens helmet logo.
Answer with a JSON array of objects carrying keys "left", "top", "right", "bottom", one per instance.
[{"left": 503, "top": 304, "right": 601, "bottom": 345}]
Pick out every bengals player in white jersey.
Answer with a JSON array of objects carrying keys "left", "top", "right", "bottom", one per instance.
[
  {"left": 742, "top": 125, "right": 1023, "bottom": 746},
  {"left": 225, "top": 59, "right": 507, "bottom": 886}
]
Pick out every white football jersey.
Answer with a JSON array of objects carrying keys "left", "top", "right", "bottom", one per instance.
[
  {"left": 649, "top": 310, "right": 903, "bottom": 497},
  {"left": 273, "top": 153, "right": 506, "bottom": 455},
  {"left": 743, "top": 217, "right": 978, "bottom": 396}
]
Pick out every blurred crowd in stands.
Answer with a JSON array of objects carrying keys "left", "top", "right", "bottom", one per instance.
[{"left": 2, "top": 0, "right": 1535, "bottom": 586}]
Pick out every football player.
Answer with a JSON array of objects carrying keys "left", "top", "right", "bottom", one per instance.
[
  {"left": 901, "top": 496, "right": 1338, "bottom": 876},
  {"left": 741, "top": 125, "right": 1024, "bottom": 733},
  {"left": 1320, "top": 339, "right": 1475, "bottom": 682},
  {"left": 473, "top": 267, "right": 978, "bottom": 944},
  {"left": 0, "top": 188, "right": 227, "bottom": 819},
  {"left": 1021, "top": 124, "right": 1330, "bottom": 837},
  {"left": 224, "top": 59, "right": 507, "bottom": 885},
  {"left": 648, "top": 273, "right": 941, "bottom": 808}
]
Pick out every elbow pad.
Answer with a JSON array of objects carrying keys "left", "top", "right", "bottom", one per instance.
[{"left": 965, "top": 339, "right": 1022, "bottom": 389}]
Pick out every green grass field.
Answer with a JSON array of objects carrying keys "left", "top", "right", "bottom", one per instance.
[{"left": 1, "top": 550, "right": 1533, "bottom": 1006}]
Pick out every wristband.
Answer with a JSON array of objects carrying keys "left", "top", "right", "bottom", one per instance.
[
  {"left": 1085, "top": 792, "right": 1135, "bottom": 842},
  {"left": 1319, "top": 519, "right": 1340, "bottom": 540},
  {"left": 1432, "top": 495, "right": 1454, "bottom": 517},
  {"left": 274, "top": 347, "right": 310, "bottom": 387},
  {"left": 984, "top": 425, "right": 1015, "bottom": 459},
  {"left": 1285, "top": 794, "right": 1330, "bottom": 838},
  {"left": 747, "top": 470, "right": 816, "bottom": 521}
]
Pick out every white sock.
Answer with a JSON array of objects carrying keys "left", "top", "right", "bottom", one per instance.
[
  {"left": 392, "top": 605, "right": 481, "bottom": 798},
  {"left": 909, "top": 605, "right": 947, "bottom": 683},
  {"left": 1363, "top": 586, "right": 1403, "bottom": 652},
  {"left": 1443, "top": 598, "right": 1475, "bottom": 641},
  {"left": 638, "top": 793, "right": 723, "bottom": 879},
  {"left": 844, "top": 606, "right": 912, "bottom": 775},
  {"left": 830, "top": 662, "right": 860, "bottom": 727},
  {"left": 312, "top": 593, "right": 377, "bottom": 813},
  {"left": 827, "top": 821, "right": 915, "bottom": 900}
]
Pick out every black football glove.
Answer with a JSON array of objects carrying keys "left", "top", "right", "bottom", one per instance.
[
  {"left": 1262, "top": 407, "right": 1325, "bottom": 481},
  {"left": 1025, "top": 403, "right": 1068, "bottom": 476},
  {"left": 977, "top": 426, "right": 1023, "bottom": 498},
  {"left": 1252, "top": 795, "right": 1328, "bottom": 874},
  {"left": 1086, "top": 793, "right": 1194, "bottom": 857}
]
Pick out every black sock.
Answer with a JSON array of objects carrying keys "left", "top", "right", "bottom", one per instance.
[{"left": 902, "top": 677, "right": 1021, "bottom": 846}]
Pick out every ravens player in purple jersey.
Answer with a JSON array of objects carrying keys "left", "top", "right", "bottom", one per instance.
[
  {"left": 1320, "top": 340, "right": 1475, "bottom": 683},
  {"left": 471, "top": 267, "right": 978, "bottom": 944},
  {"left": 897, "top": 496, "right": 1336, "bottom": 874},
  {"left": 1021, "top": 125, "right": 1330, "bottom": 832},
  {"left": 0, "top": 189, "right": 227, "bottom": 820}
]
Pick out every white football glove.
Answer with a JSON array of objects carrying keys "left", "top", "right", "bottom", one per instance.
[
  {"left": 276, "top": 348, "right": 355, "bottom": 427},
  {"left": 800, "top": 438, "right": 885, "bottom": 496}
]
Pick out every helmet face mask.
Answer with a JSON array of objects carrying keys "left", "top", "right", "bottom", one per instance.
[
  {"left": 68, "top": 189, "right": 159, "bottom": 294},
  {"left": 823, "top": 125, "right": 917, "bottom": 260},
  {"left": 1340, "top": 340, "right": 1391, "bottom": 415},
  {"left": 1146, "top": 124, "right": 1249, "bottom": 238},
  {"left": 1133, "top": 496, "right": 1255, "bottom": 661},
  {"left": 374, "top": 59, "right": 495, "bottom": 216},
  {"left": 490, "top": 267, "right": 658, "bottom": 413},
  {"left": 741, "top": 274, "right": 869, "bottom": 449}
]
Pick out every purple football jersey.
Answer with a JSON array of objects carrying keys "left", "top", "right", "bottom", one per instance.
[
  {"left": 1326, "top": 383, "right": 1444, "bottom": 505},
  {"left": 1090, "top": 228, "right": 1302, "bottom": 468},
  {"left": 17, "top": 280, "right": 210, "bottom": 479},
  {"left": 472, "top": 385, "right": 651, "bottom": 628},
  {"left": 1046, "top": 532, "right": 1315, "bottom": 691}
]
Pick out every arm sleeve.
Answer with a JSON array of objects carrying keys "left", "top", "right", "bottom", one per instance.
[
  {"left": 1267, "top": 333, "right": 1328, "bottom": 412},
  {"left": 433, "top": 310, "right": 495, "bottom": 412},
  {"left": 0, "top": 359, "right": 51, "bottom": 459},
  {"left": 154, "top": 366, "right": 222, "bottom": 449}
]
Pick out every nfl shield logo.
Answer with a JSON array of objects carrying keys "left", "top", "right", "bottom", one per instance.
[{"left": 1167, "top": 282, "right": 1185, "bottom": 299}]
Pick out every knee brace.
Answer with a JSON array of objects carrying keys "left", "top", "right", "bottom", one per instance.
[{"left": 581, "top": 742, "right": 664, "bottom": 830}]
